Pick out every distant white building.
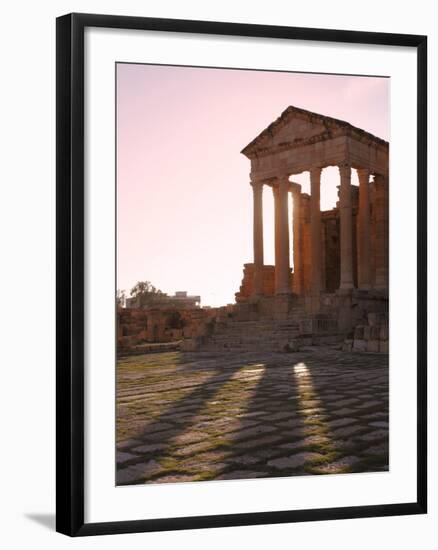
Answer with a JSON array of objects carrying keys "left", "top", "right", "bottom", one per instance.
[
  {"left": 126, "top": 290, "right": 201, "bottom": 310},
  {"left": 171, "top": 291, "right": 201, "bottom": 308}
]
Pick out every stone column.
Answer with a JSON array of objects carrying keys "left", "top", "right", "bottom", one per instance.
[
  {"left": 273, "top": 186, "right": 280, "bottom": 292},
  {"left": 291, "top": 185, "right": 303, "bottom": 295},
  {"left": 374, "top": 174, "right": 389, "bottom": 290},
  {"left": 357, "top": 168, "right": 371, "bottom": 289},
  {"left": 338, "top": 164, "right": 354, "bottom": 290},
  {"left": 310, "top": 167, "right": 322, "bottom": 294},
  {"left": 251, "top": 180, "right": 264, "bottom": 296},
  {"left": 275, "top": 175, "right": 291, "bottom": 294}
]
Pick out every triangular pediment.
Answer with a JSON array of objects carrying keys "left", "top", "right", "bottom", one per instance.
[
  {"left": 269, "top": 115, "right": 327, "bottom": 145},
  {"left": 241, "top": 106, "right": 386, "bottom": 158}
]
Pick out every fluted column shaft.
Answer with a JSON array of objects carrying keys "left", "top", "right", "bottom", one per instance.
[
  {"left": 275, "top": 175, "right": 291, "bottom": 294},
  {"left": 251, "top": 180, "right": 264, "bottom": 296},
  {"left": 357, "top": 168, "right": 371, "bottom": 289},
  {"left": 310, "top": 167, "right": 322, "bottom": 294},
  {"left": 339, "top": 164, "right": 354, "bottom": 290},
  {"left": 292, "top": 187, "right": 303, "bottom": 295}
]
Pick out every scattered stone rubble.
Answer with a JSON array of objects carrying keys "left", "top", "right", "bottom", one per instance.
[{"left": 343, "top": 312, "right": 388, "bottom": 353}]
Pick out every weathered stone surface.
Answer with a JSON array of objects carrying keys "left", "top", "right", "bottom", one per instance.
[
  {"left": 236, "top": 434, "right": 284, "bottom": 450},
  {"left": 116, "top": 451, "right": 137, "bottom": 464},
  {"left": 364, "top": 443, "right": 389, "bottom": 456},
  {"left": 153, "top": 474, "right": 198, "bottom": 484},
  {"left": 229, "top": 454, "right": 261, "bottom": 466},
  {"left": 132, "top": 443, "right": 167, "bottom": 454},
  {"left": 357, "top": 400, "right": 381, "bottom": 409},
  {"left": 173, "top": 431, "right": 209, "bottom": 445},
  {"left": 360, "top": 429, "right": 388, "bottom": 442},
  {"left": 353, "top": 339, "right": 367, "bottom": 352},
  {"left": 232, "top": 425, "right": 276, "bottom": 440},
  {"left": 280, "top": 434, "right": 329, "bottom": 450},
  {"left": 369, "top": 421, "right": 389, "bottom": 428},
  {"left": 268, "top": 452, "right": 323, "bottom": 469},
  {"left": 117, "top": 438, "right": 142, "bottom": 450},
  {"left": 117, "top": 349, "right": 388, "bottom": 484},
  {"left": 342, "top": 339, "right": 353, "bottom": 352},
  {"left": 367, "top": 340, "right": 380, "bottom": 353},
  {"left": 332, "top": 407, "right": 356, "bottom": 417},
  {"left": 332, "top": 425, "right": 363, "bottom": 437},
  {"left": 116, "top": 465, "right": 145, "bottom": 484},
  {"left": 332, "top": 398, "right": 358, "bottom": 408},
  {"left": 379, "top": 340, "right": 389, "bottom": 353},
  {"left": 117, "top": 460, "right": 163, "bottom": 484},
  {"left": 328, "top": 418, "right": 356, "bottom": 428},
  {"left": 217, "top": 470, "right": 266, "bottom": 480},
  {"left": 313, "top": 455, "right": 360, "bottom": 473}
]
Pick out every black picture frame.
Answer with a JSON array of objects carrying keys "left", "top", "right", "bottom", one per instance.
[{"left": 56, "top": 12, "right": 427, "bottom": 537}]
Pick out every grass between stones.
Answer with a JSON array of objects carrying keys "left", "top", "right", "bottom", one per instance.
[{"left": 116, "top": 350, "right": 389, "bottom": 483}]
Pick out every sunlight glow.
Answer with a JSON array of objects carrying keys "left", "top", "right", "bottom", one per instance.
[{"left": 292, "top": 362, "right": 339, "bottom": 471}]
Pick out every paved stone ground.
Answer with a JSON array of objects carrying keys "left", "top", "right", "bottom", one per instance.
[{"left": 116, "top": 348, "right": 388, "bottom": 485}]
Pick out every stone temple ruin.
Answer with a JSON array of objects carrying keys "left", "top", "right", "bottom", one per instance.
[{"left": 118, "top": 106, "right": 389, "bottom": 355}]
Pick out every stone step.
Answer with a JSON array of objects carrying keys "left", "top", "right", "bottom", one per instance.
[
  {"left": 211, "top": 327, "right": 301, "bottom": 335},
  {"left": 199, "top": 310, "right": 337, "bottom": 352},
  {"left": 210, "top": 333, "right": 300, "bottom": 341},
  {"left": 214, "top": 321, "right": 302, "bottom": 330},
  {"left": 216, "top": 322, "right": 301, "bottom": 329},
  {"left": 202, "top": 343, "right": 286, "bottom": 352},
  {"left": 206, "top": 338, "right": 300, "bottom": 347}
]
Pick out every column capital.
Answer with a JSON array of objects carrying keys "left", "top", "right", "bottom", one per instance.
[
  {"left": 338, "top": 163, "right": 352, "bottom": 178},
  {"left": 356, "top": 167, "right": 370, "bottom": 181},
  {"left": 250, "top": 178, "right": 264, "bottom": 190},
  {"left": 275, "top": 172, "right": 290, "bottom": 187}
]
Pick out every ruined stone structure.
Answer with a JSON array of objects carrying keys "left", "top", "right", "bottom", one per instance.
[
  {"left": 201, "top": 106, "right": 389, "bottom": 353},
  {"left": 118, "top": 106, "right": 389, "bottom": 355},
  {"left": 117, "top": 305, "right": 218, "bottom": 355},
  {"left": 239, "top": 105, "right": 389, "bottom": 303}
]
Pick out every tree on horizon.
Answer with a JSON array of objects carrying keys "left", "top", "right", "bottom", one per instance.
[{"left": 129, "top": 280, "right": 164, "bottom": 307}]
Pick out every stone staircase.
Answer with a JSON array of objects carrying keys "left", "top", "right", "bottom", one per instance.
[
  {"left": 197, "top": 305, "right": 341, "bottom": 353},
  {"left": 200, "top": 318, "right": 302, "bottom": 352}
]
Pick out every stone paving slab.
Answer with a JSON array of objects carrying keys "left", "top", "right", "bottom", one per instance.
[
  {"left": 312, "top": 455, "right": 361, "bottom": 474},
  {"left": 116, "top": 348, "right": 388, "bottom": 485},
  {"left": 268, "top": 452, "right": 324, "bottom": 469}
]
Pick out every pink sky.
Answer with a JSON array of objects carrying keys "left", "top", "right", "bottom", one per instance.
[{"left": 117, "top": 64, "right": 389, "bottom": 307}]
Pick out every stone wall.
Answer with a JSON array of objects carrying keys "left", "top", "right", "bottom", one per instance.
[
  {"left": 343, "top": 311, "right": 389, "bottom": 353},
  {"left": 235, "top": 263, "right": 292, "bottom": 303},
  {"left": 117, "top": 306, "right": 217, "bottom": 355}
]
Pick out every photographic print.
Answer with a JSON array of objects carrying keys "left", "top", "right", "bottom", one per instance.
[
  {"left": 56, "top": 14, "right": 427, "bottom": 535},
  {"left": 115, "top": 64, "right": 389, "bottom": 486}
]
